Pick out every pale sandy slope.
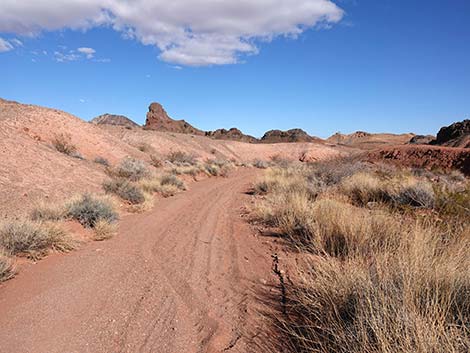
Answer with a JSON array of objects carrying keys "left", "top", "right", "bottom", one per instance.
[
  {"left": 0, "top": 98, "right": 342, "bottom": 217},
  {"left": 0, "top": 169, "right": 276, "bottom": 353}
]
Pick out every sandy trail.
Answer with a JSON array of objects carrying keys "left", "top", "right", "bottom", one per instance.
[{"left": 0, "top": 169, "right": 272, "bottom": 353}]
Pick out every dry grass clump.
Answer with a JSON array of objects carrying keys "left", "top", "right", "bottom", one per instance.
[
  {"left": 160, "top": 174, "right": 186, "bottom": 190},
  {"left": 93, "top": 220, "right": 117, "bottom": 241},
  {"left": 253, "top": 159, "right": 269, "bottom": 169},
  {"left": 0, "top": 250, "right": 16, "bottom": 282},
  {"left": 0, "top": 221, "right": 75, "bottom": 259},
  {"left": 150, "top": 154, "right": 164, "bottom": 168},
  {"left": 166, "top": 151, "right": 197, "bottom": 165},
  {"left": 252, "top": 158, "right": 470, "bottom": 353},
  {"left": 138, "top": 176, "right": 181, "bottom": 198},
  {"left": 31, "top": 201, "right": 66, "bottom": 221},
  {"left": 52, "top": 132, "right": 77, "bottom": 155},
  {"left": 282, "top": 225, "right": 470, "bottom": 353},
  {"left": 66, "top": 194, "right": 118, "bottom": 228},
  {"left": 103, "top": 179, "right": 145, "bottom": 204},
  {"left": 341, "top": 172, "right": 436, "bottom": 209},
  {"left": 171, "top": 164, "right": 203, "bottom": 176},
  {"left": 307, "top": 156, "right": 369, "bottom": 186},
  {"left": 114, "top": 158, "right": 149, "bottom": 181}
]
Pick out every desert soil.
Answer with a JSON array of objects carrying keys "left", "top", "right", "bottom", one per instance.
[{"left": 0, "top": 168, "right": 275, "bottom": 353}]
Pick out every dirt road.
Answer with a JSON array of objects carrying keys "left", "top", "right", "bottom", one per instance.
[{"left": 0, "top": 169, "right": 273, "bottom": 353}]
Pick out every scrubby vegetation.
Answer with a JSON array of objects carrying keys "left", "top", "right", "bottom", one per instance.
[
  {"left": 52, "top": 132, "right": 78, "bottom": 156},
  {"left": 114, "top": 158, "right": 149, "bottom": 181},
  {"left": 0, "top": 221, "right": 75, "bottom": 259},
  {"left": 251, "top": 158, "right": 470, "bottom": 353},
  {"left": 166, "top": 150, "right": 197, "bottom": 165},
  {"left": 66, "top": 194, "right": 118, "bottom": 228},
  {"left": 93, "top": 219, "right": 117, "bottom": 241},
  {"left": 103, "top": 179, "right": 145, "bottom": 204},
  {"left": 0, "top": 250, "right": 16, "bottom": 282}
]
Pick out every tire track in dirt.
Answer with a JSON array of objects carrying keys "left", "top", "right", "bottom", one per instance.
[{"left": 0, "top": 168, "right": 272, "bottom": 353}]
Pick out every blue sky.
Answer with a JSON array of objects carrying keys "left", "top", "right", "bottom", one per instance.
[{"left": 1, "top": 0, "right": 469, "bottom": 138}]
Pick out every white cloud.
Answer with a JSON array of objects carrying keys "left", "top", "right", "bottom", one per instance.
[
  {"left": 0, "top": 0, "right": 344, "bottom": 66},
  {"left": 77, "top": 46, "right": 95, "bottom": 58},
  {"left": 10, "top": 38, "right": 23, "bottom": 46},
  {"left": 0, "top": 37, "right": 13, "bottom": 52}
]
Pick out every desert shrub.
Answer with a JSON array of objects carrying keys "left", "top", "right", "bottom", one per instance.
[
  {"left": 93, "top": 220, "right": 117, "bottom": 241},
  {"left": 435, "top": 185, "right": 470, "bottom": 219},
  {"left": 67, "top": 194, "right": 118, "bottom": 228},
  {"left": 115, "top": 158, "right": 149, "bottom": 181},
  {"left": 171, "top": 165, "right": 202, "bottom": 176},
  {"left": 103, "top": 179, "right": 145, "bottom": 204},
  {"left": 150, "top": 154, "right": 163, "bottom": 168},
  {"left": 270, "top": 154, "right": 291, "bottom": 168},
  {"left": 205, "top": 164, "right": 220, "bottom": 176},
  {"left": 282, "top": 225, "right": 470, "bottom": 353},
  {"left": 94, "top": 156, "right": 110, "bottom": 167},
  {"left": 252, "top": 161, "right": 470, "bottom": 353},
  {"left": 392, "top": 182, "right": 435, "bottom": 208},
  {"left": 160, "top": 174, "right": 186, "bottom": 190},
  {"left": 31, "top": 202, "right": 66, "bottom": 221},
  {"left": 166, "top": 151, "right": 197, "bottom": 165},
  {"left": 308, "top": 157, "right": 370, "bottom": 186},
  {"left": 139, "top": 178, "right": 180, "bottom": 197},
  {"left": 0, "top": 221, "right": 74, "bottom": 259},
  {"left": 52, "top": 133, "right": 77, "bottom": 155},
  {"left": 0, "top": 250, "right": 15, "bottom": 282},
  {"left": 253, "top": 159, "right": 269, "bottom": 169},
  {"left": 70, "top": 150, "right": 85, "bottom": 160}
]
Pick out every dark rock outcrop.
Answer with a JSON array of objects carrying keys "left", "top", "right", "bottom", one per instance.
[
  {"left": 408, "top": 135, "right": 435, "bottom": 145},
  {"left": 260, "top": 129, "right": 319, "bottom": 143},
  {"left": 91, "top": 114, "right": 139, "bottom": 128},
  {"left": 205, "top": 128, "right": 258, "bottom": 143},
  {"left": 144, "top": 102, "right": 204, "bottom": 135},
  {"left": 431, "top": 119, "right": 470, "bottom": 148}
]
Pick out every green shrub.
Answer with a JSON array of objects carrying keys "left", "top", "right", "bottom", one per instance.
[
  {"left": 67, "top": 194, "right": 118, "bottom": 228},
  {"left": 103, "top": 179, "right": 145, "bottom": 204}
]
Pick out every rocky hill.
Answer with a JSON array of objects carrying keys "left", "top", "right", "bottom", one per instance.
[
  {"left": 327, "top": 131, "right": 415, "bottom": 149},
  {"left": 260, "top": 129, "right": 320, "bottom": 143},
  {"left": 144, "top": 102, "right": 204, "bottom": 135},
  {"left": 205, "top": 128, "right": 258, "bottom": 143},
  {"left": 91, "top": 113, "right": 139, "bottom": 128},
  {"left": 408, "top": 135, "right": 435, "bottom": 145},
  {"left": 431, "top": 119, "right": 470, "bottom": 148}
]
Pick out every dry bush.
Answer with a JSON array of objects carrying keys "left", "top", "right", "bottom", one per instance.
[
  {"left": 0, "top": 250, "right": 15, "bottom": 282},
  {"left": 308, "top": 156, "right": 370, "bottom": 186},
  {"left": 150, "top": 154, "right": 163, "bottom": 168},
  {"left": 160, "top": 174, "right": 186, "bottom": 190},
  {"left": 171, "top": 165, "right": 202, "bottom": 176},
  {"left": 103, "top": 179, "right": 145, "bottom": 204},
  {"left": 93, "top": 220, "right": 117, "bottom": 241},
  {"left": 0, "top": 221, "right": 75, "bottom": 259},
  {"left": 135, "top": 142, "right": 154, "bottom": 153},
  {"left": 94, "top": 156, "right": 110, "bottom": 167},
  {"left": 282, "top": 224, "right": 470, "bottom": 353},
  {"left": 31, "top": 202, "right": 66, "bottom": 221},
  {"left": 139, "top": 177, "right": 180, "bottom": 197},
  {"left": 252, "top": 161, "right": 469, "bottom": 353},
  {"left": 115, "top": 158, "right": 149, "bottom": 181},
  {"left": 166, "top": 151, "right": 197, "bottom": 165},
  {"left": 66, "top": 194, "right": 118, "bottom": 228},
  {"left": 204, "top": 160, "right": 233, "bottom": 177},
  {"left": 52, "top": 133, "right": 77, "bottom": 155},
  {"left": 253, "top": 159, "right": 269, "bottom": 169}
]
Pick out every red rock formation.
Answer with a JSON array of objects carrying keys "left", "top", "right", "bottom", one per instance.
[{"left": 144, "top": 102, "right": 204, "bottom": 135}]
